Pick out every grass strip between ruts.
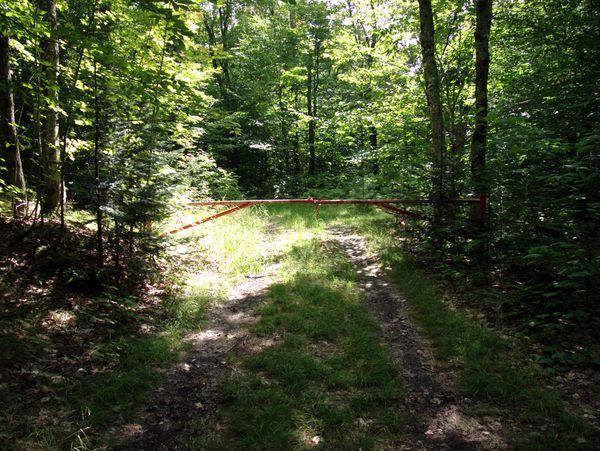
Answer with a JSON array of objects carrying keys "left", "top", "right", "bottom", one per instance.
[{"left": 198, "top": 236, "right": 413, "bottom": 449}]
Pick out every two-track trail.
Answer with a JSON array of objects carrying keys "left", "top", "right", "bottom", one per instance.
[{"left": 118, "top": 223, "right": 505, "bottom": 450}]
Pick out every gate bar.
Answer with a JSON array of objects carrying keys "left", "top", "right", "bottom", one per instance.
[
  {"left": 378, "top": 203, "right": 426, "bottom": 219},
  {"left": 188, "top": 198, "right": 479, "bottom": 207},
  {"left": 163, "top": 196, "right": 483, "bottom": 236},
  {"left": 162, "top": 202, "right": 252, "bottom": 236}
]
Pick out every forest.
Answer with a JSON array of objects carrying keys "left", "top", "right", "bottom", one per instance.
[{"left": 1, "top": 0, "right": 599, "bottom": 449}]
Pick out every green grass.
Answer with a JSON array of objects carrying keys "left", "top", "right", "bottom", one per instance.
[
  {"left": 390, "top": 261, "right": 594, "bottom": 449},
  {"left": 234, "top": 204, "right": 598, "bottom": 448},
  {"left": 197, "top": 235, "right": 412, "bottom": 449},
  {"left": 161, "top": 205, "right": 271, "bottom": 278},
  {"left": 70, "top": 335, "right": 177, "bottom": 428},
  {"left": 73, "top": 207, "right": 277, "bottom": 439}
]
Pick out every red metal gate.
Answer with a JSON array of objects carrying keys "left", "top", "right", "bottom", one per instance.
[{"left": 163, "top": 196, "right": 484, "bottom": 236}]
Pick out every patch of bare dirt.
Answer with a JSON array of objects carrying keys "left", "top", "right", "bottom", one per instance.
[
  {"left": 328, "top": 227, "right": 506, "bottom": 450},
  {"left": 116, "top": 276, "right": 274, "bottom": 449}
]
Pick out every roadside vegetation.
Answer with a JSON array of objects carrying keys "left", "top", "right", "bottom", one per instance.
[{"left": 323, "top": 205, "right": 600, "bottom": 449}]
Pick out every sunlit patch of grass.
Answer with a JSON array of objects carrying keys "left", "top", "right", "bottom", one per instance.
[
  {"left": 206, "top": 238, "right": 412, "bottom": 449},
  {"left": 167, "top": 205, "right": 272, "bottom": 279},
  {"left": 264, "top": 204, "right": 323, "bottom": 232},
  {"left": 158, "top": 205, "right": 276, "bottom": 339},
  {"left": 161, "top": 293, "right": 220, "bottom": 340},
  {"left": 64, "top": 208, "right": 96, "bottom": 229}
]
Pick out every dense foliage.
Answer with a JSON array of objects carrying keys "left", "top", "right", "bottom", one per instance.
[{"left": 1, "top": 0, "right": 599, "bottom": 363}]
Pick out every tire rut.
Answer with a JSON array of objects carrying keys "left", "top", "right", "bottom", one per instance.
[
  {"left": 115, "top": 239, "right": 284, "bottom": 449},
  {"left": 327, "top": 226, "right": 506, "bottom": 450}
]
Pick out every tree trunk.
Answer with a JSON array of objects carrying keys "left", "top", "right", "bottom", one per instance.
[
  {"left": 471, "top": 0, "right": 492, "bottom": 228},
  {"left": 417, "top": 0, "right": 446, "bottom": 226},
  {"left": 218, "top": 5, "right": 233, "bottom": 109},
  {"left": 93, "top": 60, "right": 103, "bottom": 267},
  {"left": 293, "top": 128, "right": 301, "bottom": 174},
  {"left": 39, "top": 0, "right": 61, "bottom": 216},
  {"left": 60, "top": 0, "right": 98, "bottom": 228},
  {"left": 278, "top": 83, "right": 291, "bottom": 173},
  {"left": 370, "top": 125, "right": 379, "bottom": 174},
  {"left": 0, "top": 34, "right": 27, "bottom": 217},
  {"left": 307, "top": 65, "right": 316, "bottom": 175},
  {"left": 293, "top": 88, "right": 301, "bottom": 174},
  {"left": 307, "top": 37, "right": 322, "bottom": 176}
]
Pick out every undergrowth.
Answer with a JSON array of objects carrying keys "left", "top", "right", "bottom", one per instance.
[{"left": 2, "top": 204, "right": 598, "bottom": 449}]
